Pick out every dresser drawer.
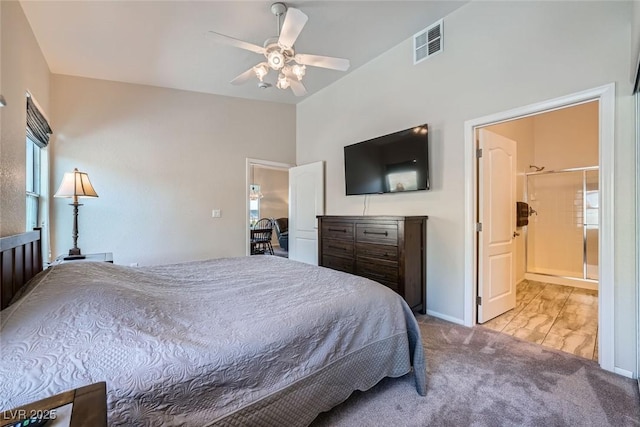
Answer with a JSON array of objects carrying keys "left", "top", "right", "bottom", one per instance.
[
  {"left": 323, "top": 239, "right": 354, "bottom": 257},
  {"left": 318, "top": 215, "right": 427, "bottom": 314},
  {"left": 356, "top": 259, "right": 399, "bottom": 290},
  {"left": 355, "top": 223, "right": 398, "bottom": 245},
  {"left": 356, "top": 243, "right": 398, "bottom": 261},
  {"left": 322, "top": 254, "right": 355, "bottom": 274},
  {"left": 322, "top": 222, "right": 354, "bottom": 240}
]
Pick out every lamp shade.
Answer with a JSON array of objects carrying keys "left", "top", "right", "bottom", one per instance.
[{"left": 54, "top": 168, "right": 98, "bottom": 199}]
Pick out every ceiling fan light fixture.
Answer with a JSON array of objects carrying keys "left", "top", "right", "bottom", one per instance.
[
  {"left": 253, "top": 63, "right": 269, "bottom": 81},
  {"left": 291, "top": 64, "right": 306, "bottom": 80},
  {"left": 209, "top": 3, "right": 350, "bottom": 97},
  {"left": 267, "top": 50, "right": 285, "bottom": 70},
  {"left": 276, "top": 74, "right": 290, "bottom": 89}
]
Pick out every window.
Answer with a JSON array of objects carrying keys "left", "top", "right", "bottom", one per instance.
[
  {"left": 24, "top": 94, "right": 52, "bottom": 262},
  {"left": 26, "top": 137, "right": 41, "bottom": 230},
  {"left": 249, "top": 185, "right": 261, "bottom": 227}
]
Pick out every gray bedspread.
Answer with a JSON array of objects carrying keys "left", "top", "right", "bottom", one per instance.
[{"left": 0, "top": 256, "right": 426, "bottom": 426}]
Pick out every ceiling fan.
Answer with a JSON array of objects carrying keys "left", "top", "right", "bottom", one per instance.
[{"left": 207, "top": 2, "right": 350, "bottom": 96}]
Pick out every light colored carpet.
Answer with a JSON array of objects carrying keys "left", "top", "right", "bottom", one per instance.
[{"left": 311, "top": 315, "right": 640, "bottom": 426}]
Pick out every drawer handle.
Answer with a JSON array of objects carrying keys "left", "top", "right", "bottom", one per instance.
[
  {"left": 329, "top": 228, "right": 347, "bottom": 233},
  {"left": 328, "top": 245, "right": 347, "bottom": 251},
  {"left": 364, "top": 252, "right": 389, "bottom": 257},
  {"left": 364, "top": 230, "right": 388, "bottom": 236}
]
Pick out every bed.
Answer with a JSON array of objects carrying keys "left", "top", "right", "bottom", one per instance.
[{"left": 0, "top": 230, "right": 426, "bottom": 426}]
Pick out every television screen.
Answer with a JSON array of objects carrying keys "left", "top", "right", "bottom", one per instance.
[{"left": 344, "top": 124, "right": 429, "bottom": 195}]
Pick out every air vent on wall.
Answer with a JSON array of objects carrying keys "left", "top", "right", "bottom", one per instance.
[{"left": 413, "top": 19, "right": 443, "bottom": 64}]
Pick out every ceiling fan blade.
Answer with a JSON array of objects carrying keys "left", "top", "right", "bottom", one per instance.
[
  {"left": 294, "top": 54, "right": 350, "bottom": 71},
  {"left": 282, "top": 68, "right": 307, "bottom": 97},
  {"left": 278, "top": 7, "right": 308, "bottom": 49},
  {"left": 207, "top": 31, "right": 265, "bottom": 55},
  {"left": 230, "top": 67, "right": 257, "bottom": 85},
  {"left": 289, "top": 79, "right": 307, "bottom": 97}
]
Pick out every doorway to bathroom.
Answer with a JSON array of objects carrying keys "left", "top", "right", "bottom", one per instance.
[
  {"left": 478, "top": 100, "right": 600, "bottom": 360},
  {"left": 464, "top": 84, "right": 616, "bottom": 369}
]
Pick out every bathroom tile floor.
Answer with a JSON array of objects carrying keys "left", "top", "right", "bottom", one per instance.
[{"left": 480, "top": 280, "right": 598, "bottom": 360}]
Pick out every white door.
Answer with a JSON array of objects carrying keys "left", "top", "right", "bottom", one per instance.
[
  {"left": 289, "top": 161, "right": 325, "bottom": 264},
  {"left": 478, "top": 129, "right": 517, "bottom": 323}
]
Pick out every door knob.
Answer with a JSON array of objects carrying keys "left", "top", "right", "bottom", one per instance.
[{"left": 513, "top": 231, "right": 520, "bottom": 238}]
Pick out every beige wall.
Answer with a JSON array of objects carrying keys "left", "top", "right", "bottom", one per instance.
[
  {"left": 253, "top": 165, "right": 288, "bottom": 246},
  {"left": 50, "top": 75, "right": 295, "bottom": 266},
  {"left": 297, "top": 1, "right": 636, "bottom": 372},
  {"left": 0, "top": 1, "right": 51, "bottom": 236},
  {"left": 533, "top": 101, "right": 598, "bottom": 170}
]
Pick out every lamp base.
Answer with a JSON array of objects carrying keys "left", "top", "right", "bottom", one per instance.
[{"left": 66, "top": 247, "right": 84, "bottom": 260}]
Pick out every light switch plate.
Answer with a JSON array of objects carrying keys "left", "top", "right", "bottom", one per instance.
[{"left": 212, "top": 209, "right": 221, "bottom": 218}]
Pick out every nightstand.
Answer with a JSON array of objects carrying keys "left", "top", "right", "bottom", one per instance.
[
  {"left": 0, "top": 382, "right": 107, "bottom": 427},
  {"left": 52, "top": 252, "right": 113, "bottom": 265}
]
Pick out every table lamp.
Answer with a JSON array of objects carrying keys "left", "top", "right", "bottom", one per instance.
[{"left": 54, "top": 168, "right": 98, "bottom": 260}]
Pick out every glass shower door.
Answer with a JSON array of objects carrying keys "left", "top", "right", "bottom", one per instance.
[
  {"left": 526, "top": 168, "right": 599, "bottom": 281},
  {"left": 526, "top": 170, "right": 587, "bottom": 279},
  {"left": 584, "top": 170, "right": 599, "bottom": 280}
]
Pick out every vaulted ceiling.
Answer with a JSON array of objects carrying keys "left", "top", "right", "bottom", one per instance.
[{"left": 20, "top": 1, "right": 467, "bottom": 104}]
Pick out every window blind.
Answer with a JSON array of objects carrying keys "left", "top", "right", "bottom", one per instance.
[{"left": 26, "top": 96, "right": 52, "bottom": 148}]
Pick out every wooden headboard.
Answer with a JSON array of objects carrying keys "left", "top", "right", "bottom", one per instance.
[{"left": 0, "top": 228, "right": 43, "bottom": 310}]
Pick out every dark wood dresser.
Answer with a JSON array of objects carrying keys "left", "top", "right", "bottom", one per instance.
[{"left": 317, "top": 215, "right": 427, "bottom": 313}]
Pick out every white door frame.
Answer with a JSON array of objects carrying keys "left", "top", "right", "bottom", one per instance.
[
  {"left": 635, "top": 92, "right": 640, "bottom": 382},
  {"left": 245, "top": 158, "right": 294, "bottom": 256},
  {"left": 463, "top": 83, "right": 615, "bottom": 372}
]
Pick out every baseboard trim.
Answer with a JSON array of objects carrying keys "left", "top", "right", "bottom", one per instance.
[
  {"left": 525, "top": 273, "right": 598, "bottom": 290},
  {"left": 426, "top": 310, "right": 465, "bottom": 326},
  {"left": 613, "top": 367, "right": 634, "bottom": 379}
]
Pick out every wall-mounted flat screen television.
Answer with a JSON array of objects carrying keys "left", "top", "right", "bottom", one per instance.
[{"left": 344, "top": 124, "right": 429, "bottom": 195}]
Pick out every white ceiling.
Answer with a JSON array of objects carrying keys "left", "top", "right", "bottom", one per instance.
[{"left": 20, "top": 1, "right": 467, "bottom": 105}]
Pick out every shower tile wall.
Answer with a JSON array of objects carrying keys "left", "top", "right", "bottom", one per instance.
[{"left": 527, "top": 172, "right": 584, "bottom": 278}]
